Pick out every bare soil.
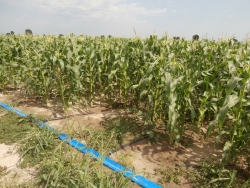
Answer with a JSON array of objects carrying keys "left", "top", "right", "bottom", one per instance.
[{"left": 0, "top": 91, "right": 224, "bottom": 187}]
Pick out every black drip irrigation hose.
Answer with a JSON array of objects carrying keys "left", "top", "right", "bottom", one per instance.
[
  {"left": 43, "top": 112, "right": 92, "bottom": 122},
  {"left": 108, "top": 135, "right": 148, "bottom": 156},
  {"left": 0, "top": 102, "right": 162, "bottom": 188},
  {"left": 175, "top": 163, "right": 237, "bottom": 169}
]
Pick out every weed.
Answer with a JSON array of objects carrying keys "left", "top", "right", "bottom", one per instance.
[
  {"left": 0, "top": 111, "right": 34, "bottom": 144},
  {"left": 0, "top": 166, "right": 8, "bottom": 177},
  {"left": 187, "top": 157, "right": 250, "bottom": 188},
  {"left": 116, "top": 153, "right": 134, "bottom": 169},
  {"left": 155, "top": 166, "right": 185, "bottom": 185},
  {"left": 0, "top": 108, "right": 134, "bottom": 187},
  {"left": 68, "top": 124, "right": 120, "bottom": 155},
  {"left": 18, "top": 127, "right": 60, "bottom": 168},
  {"left": 37, "top": 142, "right": 132, "bottom": 188}
]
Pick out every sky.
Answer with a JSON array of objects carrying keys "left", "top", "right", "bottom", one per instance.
[{"left": 0, "top": 0, "right": 250, "bottom": 40}]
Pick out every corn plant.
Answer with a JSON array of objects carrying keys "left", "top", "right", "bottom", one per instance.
[{"left": 1, "top": 34, "right": 250, "bottom": 169}]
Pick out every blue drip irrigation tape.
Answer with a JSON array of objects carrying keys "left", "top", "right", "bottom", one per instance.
[{"left": 0, "top": 102, "right": 162, "bottom": 188}]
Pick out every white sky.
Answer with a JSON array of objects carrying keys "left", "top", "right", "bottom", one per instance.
[{"left": 0, "top": 0, "right": 249, "bottom": 40}]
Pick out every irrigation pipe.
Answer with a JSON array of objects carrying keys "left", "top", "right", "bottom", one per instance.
[
  {"left": 108, "top": 136, "right": 148, "bottom": 156},
  {"left": 43, "top": 112, "right": 92, "bottom": 122},
  {"left": 176, "top": 163, "right": 237, "bottom": 169},
  {"left": 0, "top": 102, "right": 162, "bottom": 188}
]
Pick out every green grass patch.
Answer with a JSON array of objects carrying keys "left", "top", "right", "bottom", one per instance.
[
  {"left": 0, "top": 110, "right": 35, "bottom": 144},
  {"left": 155, "top": 166, "right": 185, "bottom": 185},
  {"left": 188, "top": 157, "right": 250, "bottom": 188},
  {"left": 0, "top": 108, "right": 134, "bottom": 187}
]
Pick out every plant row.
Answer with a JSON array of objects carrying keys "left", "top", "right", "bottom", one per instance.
[{"left": 0, "top": 34, "right": 250, "bottom": 166}]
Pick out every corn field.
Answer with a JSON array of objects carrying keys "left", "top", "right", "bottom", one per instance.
[{"left": 0, "top": 34, "right": 250, "bottom": 167}]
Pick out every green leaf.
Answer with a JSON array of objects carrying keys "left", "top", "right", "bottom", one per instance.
[
  {"left": 225, "top": 77, "right": 242, "bottom": 95},
  {"left": 108, "top": 70, "right": 117, "bottom": 81},
  {"left": 136, "top": 110, "right": 143, "bottom": 116},
  {"left": 9, "top": 62, "right": 19, "bottom": 67},
  {"left": 131, "top": 84, "right": 138, "bottom": 90},
  {"left": 190, "top": 107, "right": 196, "bottom": 121},
  {"left": 222, "top": 95, "right": 239, "bottom": 108},
  {"left": 215, "top": 130, "right": 228, "bottom": 143},
  {"left": 201, "top": 66, "right": 214, "bottom": 76},
  {"left": 148, "top": 94, "right": 153, "bottom": 103},
  {"left": 140, "top": 90, "right": 148, "bottom": 98},
  {"left": 66, "top": 65, "right": 80, "bottom": 79},
  {"left": 223, "top": 141, "right": 232, "bottom": 152},
  {"left": 88, "top": 182, "right": 96, "bottom": 188},
  {"left": 168, "top": 104, "right": 178, "bottom": 132},
  {"left": 170, "top": 76, "right": 184, "bottom": 91},
  {"left": 208, "top": 178, "right": 230, "bottom": 184},
  {"left": 169, "top": 93, "right": 177, "bottom": 104},
  {"left": 138, "top": 75, "right": 153, "bottom": 87},
  {"left": 228, "top": 61, "right": 236, "bottom": 74},
  {"left": 58, "top": 59, "right": 65, "bottom": 72},
  {"left": 229, "top": 170, "right": 237, "bottom": 186},
  {"left": 218, "top": 105, "right": 229, "bottom": 128},
  {"left": 215, "top": 95, "right": 239, "bottom": 128},
  {"left": 206, "top": 119, "right": 217, "bottom": 137},
  {"left": 42, "top": 174, "right": 47, "bottom": 180}
]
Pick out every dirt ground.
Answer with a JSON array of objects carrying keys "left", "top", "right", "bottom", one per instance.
[{"left": 0, "top": 91, "right": 223, "bottom": 188}]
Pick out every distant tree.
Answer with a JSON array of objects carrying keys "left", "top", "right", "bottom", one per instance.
[
  {"left": 192, "top": 34, "right": 199, "bottom": 40},
  {"left": 173, "top": 37, "right": 180, "bottom": 40},
  {"left": 59, "top": 34, "right": 64, "bottom": 37},
  {"left": 25, "top": 29, "right": 33, "bottom": 35},
  {"left": 10, "top": 31, "right": 14, "bottom": 35},
  {"left": 101, "top": 35, "right": 105, "bottom": 38},
  {"left": 70, "top": 33, "right": 75, "bottom": 37},
  {"left": 108, "top": 35, "right": 112, "bottom": 38},
  {"left": 233, "top": 38, "right": 238, "bottom": 43},
  {"left": 229, "top": 37, "right": 240, "bottom": 46},
  {"left": 6, "top": 33, "right": 10, "bottom": 36}
]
